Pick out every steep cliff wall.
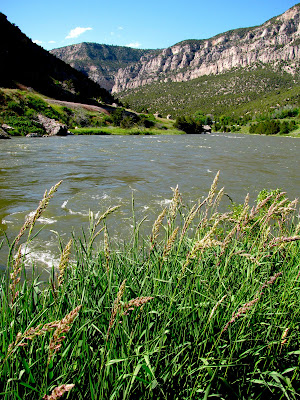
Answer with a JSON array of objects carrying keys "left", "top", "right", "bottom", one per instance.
[{"left": 112, "top": 5, "right": 300, "bottom": 93}]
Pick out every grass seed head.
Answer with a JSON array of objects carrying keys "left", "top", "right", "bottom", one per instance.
[
  {"left": 169, "top": 185, "right": 181, "bottom": 221},
  {"left": 95, "top": 205, "right": 121, "bottom": 227},
  {"left": 15, "top": 181, "right": 62, "bottom": 248},
  {"left": 281, "top": 327, "right": 289, "bottom": 347},
  {"left": 107, "top": 279, "right": 126, "bottom": 338},
  {"left": 43, "top": 384, "right": 75, "bottom": 400},
  {"left": 48, "top": 305, "right": 81, "bottom": 362},
  {"left": 163, "top": 227, "right": 179, "bottom": 259},
  {"left": 151, "top": 207, "right": 167, "bottom": 245},
  {"left": 222, "top": 297, "right": 259, "bottom": 334},
  {"left": 206, "top": 170, "right": 220, "bottom": 207},
  {"left": 208, "top": 295, "right": 227, "bottom": 323},
  {"left": 123, "top": 296, "right": 154, "bottom": 315},
  {"left": 57, "top": 239, "right": 72, "bottom": 286}
]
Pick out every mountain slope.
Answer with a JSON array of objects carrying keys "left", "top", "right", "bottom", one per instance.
[
  {"left": 118, "top": 66, "right": 300, "bottom": 118},
  {"left": 0, "top": 13, "right": 115, "bottom": 104},
  {"left": 51, "top": 43, "right": 159, "bottom": 91},
  {"left": 112, "top": 4, "right": 300, "bottom": 93}
]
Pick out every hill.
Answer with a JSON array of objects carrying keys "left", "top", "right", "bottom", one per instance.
[
  {"left": 118, "top": 65, "right": 300, "bottom": 119},
  {"left": 112, "top": 4, "right": 300, "bottom": 93},
  {"left": 49, "top": 4, "right": 300, "bottom": 119},
  {"left": 51, "top": 43, "right": 159, "bottom": 91},
  {"left": 0, "top": 13, "right": 115, "bottom": 105}
]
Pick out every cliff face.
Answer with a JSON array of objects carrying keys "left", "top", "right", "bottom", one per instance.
[{"left": 112, "top": 5, "right": 300, "bottom": 93}]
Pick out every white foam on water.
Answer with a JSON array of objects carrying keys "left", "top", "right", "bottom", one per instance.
[
  {"left": 156, "top": 198, "right": 172, "bottom": 206},
  {"left": 61, "top": 200, "right": 69, "bottom": 209},
  {"left": 20, "top": 243, "right": 60, "bottom": 269},
  {"left": 1, "top": 219, "right": 13, "bottom": 225},
  {"left": 68, "top": 209, "right": 89, "bottom": 216},
  {"left": 61, "top": 199, "right": 88, "bottom": 216},
  {"left": 25, "top": 211, "right": 57, "bottom": 224},
  {"left": 38, "top": 217, "right": 57, "bottom": 224}
]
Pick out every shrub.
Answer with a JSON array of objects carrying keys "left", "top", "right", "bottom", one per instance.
[
  {"left": 120, "top": 116, "right": 135, "bottom": 128},
  {"left": 4, "top": 115, "right": 45, "bottom": 136},
  {"left": 174, "top": 115, "right": 203, "bottom": 134},
  {"left": 7, "top": 101, "right": 24, "bottom": 115}
]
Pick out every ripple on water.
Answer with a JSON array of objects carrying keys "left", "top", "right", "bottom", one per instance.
[{"left": 1, "top": 135, "right": 300, "bottom": 269}]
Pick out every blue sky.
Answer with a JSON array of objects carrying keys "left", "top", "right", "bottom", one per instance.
[{"left": 1, "top": 0, "right": 298, "bottom": 50}]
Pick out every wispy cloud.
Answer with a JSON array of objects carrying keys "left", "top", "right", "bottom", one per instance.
[
  {"left": 48, "top": 40, "right": 56, "bottom": 44},
  {"left": 33, "top": 39, "right": 43, "bottom": 44},
  {"left": 118, "top": 26, "right": 124, "bottom": 30},
  {"left": 65, "top": 27, "right": 92, "bottom": 39},
  {"left": 126, "top": 42, "right": 141, "bottom": 48}
]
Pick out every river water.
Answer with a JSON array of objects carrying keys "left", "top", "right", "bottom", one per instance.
[{"left": 1, "top": 133, "right": 299, "bottom": 270}]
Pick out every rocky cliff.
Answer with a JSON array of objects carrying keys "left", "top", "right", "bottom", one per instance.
[{"left": 112, "top": 4, "right": 300, "bottom": 93}]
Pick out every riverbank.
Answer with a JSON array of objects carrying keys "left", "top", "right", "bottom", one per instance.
[
  {"left": 1, "top": 176, "right": 300, "bottom": 399},
  {"left": 237, "top": 124, "right": 300, "bottom": 137},
  {"left": 69, "top": 125, "right": 183, "bottom": 136}
]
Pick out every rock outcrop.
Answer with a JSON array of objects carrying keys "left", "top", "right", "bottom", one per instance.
[
  {"left": 112, "top": 5, "right": 300, "bottom": 92},
  {"left": 0, "top": 127, "right": 11, "bottom": 139},
  {"left": 26, "top": 133, "right": 43, "bottom": 138},
  {"left": 36, "top": 114, "right": 68, "bottom": 136}
]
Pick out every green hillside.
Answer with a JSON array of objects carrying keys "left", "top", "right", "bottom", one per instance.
[
  {"left": 52, "top": 43, "right": 159, "bottom": 72},
  {"left": 118, "top": 65, "right": 300, "bottom": 119}
]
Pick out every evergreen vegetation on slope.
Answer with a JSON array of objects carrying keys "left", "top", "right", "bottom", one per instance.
[{"left": 118, "top": 65, "right": 300, "bottom": 120}]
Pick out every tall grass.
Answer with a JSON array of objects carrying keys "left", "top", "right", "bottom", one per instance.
[{"left": 1, "top": 175, "right": 300, "bottom": 399}]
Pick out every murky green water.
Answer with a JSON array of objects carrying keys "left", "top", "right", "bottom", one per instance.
[{"left": 1, "top": 133, "right": 299, "bottom": 270}]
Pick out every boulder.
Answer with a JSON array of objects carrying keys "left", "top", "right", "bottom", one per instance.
[
  {"left": 36, "top": 114, "right": 68, "bottom": 136},
  {"left": 1, "top": 124, "right": 14, "bottom": 131},
  {"left": 26, "top": 133, "right": 42, "bottom": 138},
  {"left": 0, "top": 127, "right": 11, "bottom": 139},
  {"left": 203, "top": 125, "right": 212, "bottom": 133}
]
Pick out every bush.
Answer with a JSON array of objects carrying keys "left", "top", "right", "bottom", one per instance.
[
  {"left": 174, "top": 116, "right": 203, "bottom": 134},
  {"left": 7, "top": 101, "right": 24, "bottom": 115},
  {"left": 138, "top": 116, "right": 155, "bottom": 128},
  {"left": 111, "top": 108, "right": 126, "bottom": 126},
  {"left": 250, "top": 119, "right": 298, "bottom": 135},
  {"left": 4, "top": 115, "right": 45, "bottom": 136},
  {"left": 249, "top": 120, "right": 280, "bottom": 135},
  {"left": 120, "top": 116, "right": 135, "bottom": 129}
]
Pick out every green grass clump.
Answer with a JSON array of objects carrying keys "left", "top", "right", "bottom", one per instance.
[{"left": 1, "top": 175, "right": 300, "bottom": 399}]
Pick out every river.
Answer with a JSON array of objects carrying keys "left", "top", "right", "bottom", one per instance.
[{"left": 1, "top": 133, "right": 299, "bottom": 271}]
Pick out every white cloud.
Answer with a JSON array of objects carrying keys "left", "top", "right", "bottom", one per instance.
[
  {"left": 118, "top": 26, "right": 124, "bottom": 30},
  {"left": 126, "top": 42, "right": 141, "bottom": 48},
  {"left": 48, "top": 40, "right": 56, "bottom": 44},
  {"left": 65, "top": 27, "right": 92, "bottom": 39},
  {"left": 33, "top": 39, "right": 43, "bottom": 44}
]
